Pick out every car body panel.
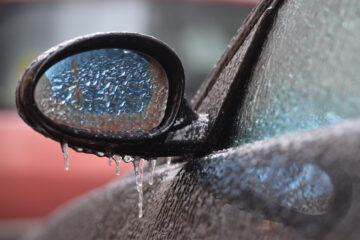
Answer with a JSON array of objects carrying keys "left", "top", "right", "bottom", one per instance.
[{"left": 23, "top": 0, "right": 360, "bottom": 239}]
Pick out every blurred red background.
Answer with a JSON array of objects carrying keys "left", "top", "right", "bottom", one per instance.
[{"left": 0, "top": 110, "right": 133, "bottom": 219}]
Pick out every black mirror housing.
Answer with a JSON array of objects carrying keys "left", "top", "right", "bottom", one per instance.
[{"left": 16, "top": 32, "right": 198, "bottom": 158}]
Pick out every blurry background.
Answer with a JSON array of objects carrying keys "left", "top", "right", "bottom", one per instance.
[{"left": 0, "top": 0, "right": 255, "bottom": 239}]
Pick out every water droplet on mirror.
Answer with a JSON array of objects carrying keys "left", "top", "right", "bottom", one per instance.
[
  {"left": 149, "top": 159, "right": 157, "bottom": 185},
  {"left": 61, "top": 143, "right": 69, "bottom": 171},
  {"left": 133, "top": 158, "right": 144, "bottom": 218},
  {"left": 108, "top": 156, "right": 113, "bottom": 166}
]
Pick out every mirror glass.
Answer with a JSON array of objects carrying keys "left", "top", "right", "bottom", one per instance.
[{"left": 34, "top": 48, "right": 169, "bottom": 133}]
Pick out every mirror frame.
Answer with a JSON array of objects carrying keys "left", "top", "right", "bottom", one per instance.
[{"left": 16, "top": 32, "right": 185, "bottom": 156}]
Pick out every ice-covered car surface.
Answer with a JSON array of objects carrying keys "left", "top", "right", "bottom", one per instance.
[
  {"left": 25, "top": 119, "right": 356, "bottom": 240},
  {"left": 22, "top": 0, "right": 360, "bottom": 239}
]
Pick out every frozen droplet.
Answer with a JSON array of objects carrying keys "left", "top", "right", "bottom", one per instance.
[
  {"left": 167, "top": 157, "right": 171, "bottom": 165},
  {"left": 124, "top": 155, "right": 134, "bottom": 163},
  {"left": 149, "top": 159, "right": 156, "bottom": 185},
  {"left": 61, "top": 142, "right": 69, "bottom": 171},
  {"left": 133, "top": 158, "right": 144, "bottom": 218},
  {"left": 75, "top": 147, "right": 83, "bottom": 152},
  {"left": 113, "top": 155, "right": 122, "bottom": 176},
  {"left": 108, "top": 156, "right": 113, "bottom": 166}
]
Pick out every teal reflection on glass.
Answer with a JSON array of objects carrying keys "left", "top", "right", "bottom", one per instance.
[
  {"left": 200, "top": 154, "right": 334, "bottom": 215},
  {"left": 250, "top": 162, "right": 333, "bottom": 214},
  {"left": 35, "top": 49, "right": 169, "bottom": 133},
  {"left": 47, "top": 49, "right": 152, "bottom": 115},
  {"left": 229, "top": 0, "right": 360, "bottom": 146}
]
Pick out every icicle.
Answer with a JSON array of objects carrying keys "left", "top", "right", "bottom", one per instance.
[
  {"left": 113, "top": 155, "right": 122, "bottom": 176},
  {"left": 133, "top": 158, "right": 144, "bottom": 218},
  {"left": 116, "top": 160, "right": 120, "bottom": 176},
  {"left": 108, "top": 156, "right": 113, "bottom": 166},
  {"left": 167, "top": 157, "right": 171, "bottom": 165},
  {"left": 61, "top": 143, "right": 69, "bottom": 171},
  {"left": 149, "top": 159, "right": 157, "bottom": 185}
]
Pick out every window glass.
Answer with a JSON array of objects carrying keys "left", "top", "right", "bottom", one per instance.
[{"left": 229, "top": 0, "right": 360, "bottom": 146}]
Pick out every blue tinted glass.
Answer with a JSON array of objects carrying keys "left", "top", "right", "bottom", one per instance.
[
  {"left": 229, "top": 0, "right": 360, "bottom": 146},
  {"left": 200, "top": 154, "right": 334, "bottom": 215},
  {"left": 45, "top": 49, "right": 152, "bottom": 115},
  {"left": 35, "top": 48, "right": 169, "bottom": 133}
]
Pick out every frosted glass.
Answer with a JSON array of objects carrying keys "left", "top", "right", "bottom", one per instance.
[{"left": 35, "top": 49, "right": 169, "bottom": 133}]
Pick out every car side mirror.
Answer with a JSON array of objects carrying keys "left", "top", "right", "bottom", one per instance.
[{"left": 16, "top": 32, "right": 201, "bottom": 160}]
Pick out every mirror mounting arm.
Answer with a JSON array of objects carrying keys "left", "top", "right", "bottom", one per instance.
[
  {"left": 162, "top": 109, "right": 209, "bottom": 156},
  {"left": 16, "top": 32, "right": 209, "bottom": 159},
  {"left": 168, "top": 98, "right": 198, "bottom": 131}
]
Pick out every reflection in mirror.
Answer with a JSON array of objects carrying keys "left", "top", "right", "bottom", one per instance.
[
  {"left": 249, "top": 161, "right": 333, "bottom": 215},
  {"left": 199, "top": 155, "right": 334, "bottom": 215},
  {"left": 35, "top": 48, "right": 169, "bottom": 133}
]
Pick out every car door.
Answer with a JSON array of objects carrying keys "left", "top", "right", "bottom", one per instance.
[{"left": 24, "top": 0, "right": 360, "bottom": 239}]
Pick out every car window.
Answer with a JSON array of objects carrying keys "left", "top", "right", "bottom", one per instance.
[{"left": 227, "top": 0, "right": 360, "bottom": 147}]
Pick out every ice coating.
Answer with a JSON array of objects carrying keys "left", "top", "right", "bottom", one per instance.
[
  {"left": 61, "top": 143, "right": 69, "bottom": 171},
  {"left": 199, "top": 150, "right": 334, "bottom": 215},
  {"left": 35, "top": 48, "right": 169, "bottom": 133},
  {"left": 149, "top": 159, "right": 157, "bottom": 185},
  {"left": 133, "top": 158, "right": 144, "bottom": 218},
  {"left": 114, "top": 155, "right": 122, "bottom": 176}
]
